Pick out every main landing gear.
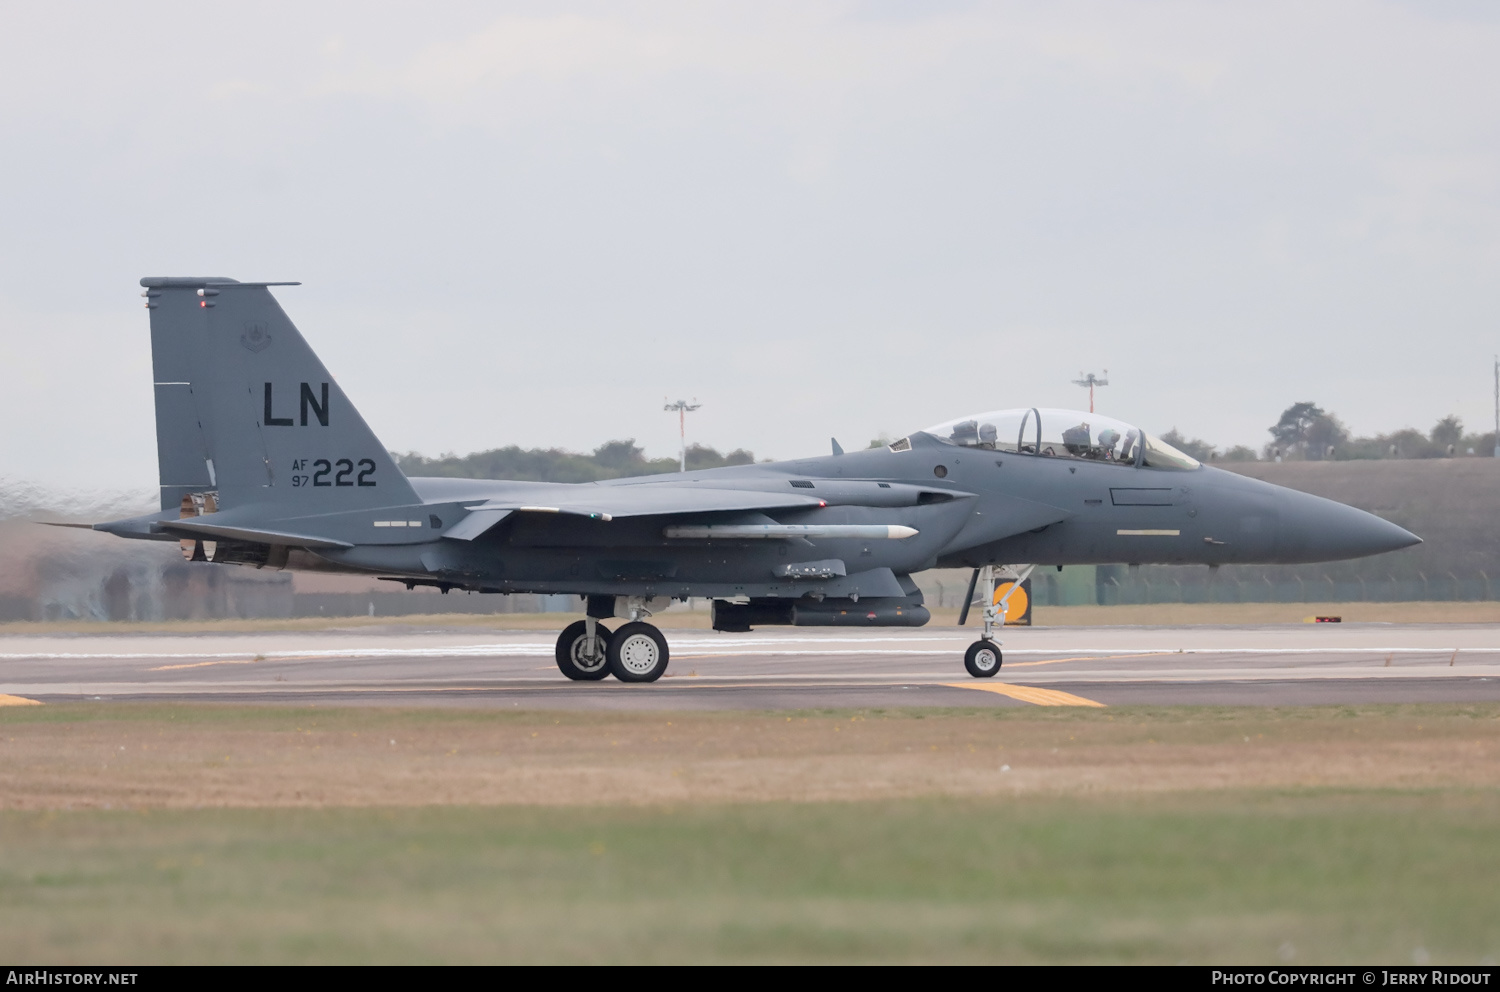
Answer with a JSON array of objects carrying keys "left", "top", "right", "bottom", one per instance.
[
  {"left": 607, "top": 622, "right": 669, "bottom": 683},
  {"left": 553, "top": 598, "right": 670, "bottom": 683},
  {"left": 555, "top": 619, "right": 612, "bottom": 681},
  {"left": 958, "top": 564, "right": 1035, "bottom": 679}
]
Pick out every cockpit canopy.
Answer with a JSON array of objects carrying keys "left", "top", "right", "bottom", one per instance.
[{"left": 908, "top": 407, "right": 1200, "bottom": 470}]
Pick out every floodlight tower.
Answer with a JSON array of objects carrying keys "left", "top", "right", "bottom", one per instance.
[
  {"left": 1072, "top": 371, "right": 1109, "bottom": 413},
  {"left": 664, "top": 398, "right": 702, "bottom": 472},
  {"left": 1494, "top": 356, "right": 1499, "bottom": 458}
]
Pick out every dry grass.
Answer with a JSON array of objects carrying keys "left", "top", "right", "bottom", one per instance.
[
  {"left": 2, "top": 703, "right": 1497, "bottom": 810},
  {"left": 6, "top": 792, "right": 1499, "bottom": 964},
  {"left": 4, "top": 704, "right": 1499, "bottom": 963}
]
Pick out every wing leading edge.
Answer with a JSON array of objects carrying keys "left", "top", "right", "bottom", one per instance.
[{"left": 441, "top": 486, "right": 828, "bottom": 541}]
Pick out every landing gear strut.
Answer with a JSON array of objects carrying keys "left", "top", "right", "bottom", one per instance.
[
  {"left": 960, "top": 564, "right": 1034, "bottom": 679},
  {"left": 555, "top": 596, "right": 670, "bottom": 683}
]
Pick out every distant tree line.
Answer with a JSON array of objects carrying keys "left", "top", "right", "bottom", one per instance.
[
  {"left": 392, "top": 440, "right": 756, "bottom": 482},
  {"left": 398, "top": 402, "right": 1492, "bottom": 479},
  {"left": 1160, "top": 403, "right": 1498, "bottom": 463}
]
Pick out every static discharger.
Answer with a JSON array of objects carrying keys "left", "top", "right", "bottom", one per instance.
[{"left": 664, "top": 524, "right": 919, "bottom": 540}]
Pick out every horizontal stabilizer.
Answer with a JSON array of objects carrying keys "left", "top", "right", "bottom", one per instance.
[
  {"left": 163, "top": 518, "right": 353, "bottom": 549},
  {"left": 88, "top": 511, "right": 182, "bottom": 542}
]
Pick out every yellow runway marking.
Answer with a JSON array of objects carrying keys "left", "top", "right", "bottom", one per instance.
[
  {"left": 945, "top": 682, "right": 1107, "bottom": 707},
  {"left": 0, "top": 694, "right": 42, "bottom": 706},
  {"left": 152, "top": 653, "right": 349, "bottom": 671},
  {"left": 150, "top": 658, "right": 258, "bottom": 671}
]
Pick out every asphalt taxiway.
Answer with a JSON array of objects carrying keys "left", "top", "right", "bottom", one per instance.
[{"left": 3, "top": 623, "right": 1499, "bottom": 709}]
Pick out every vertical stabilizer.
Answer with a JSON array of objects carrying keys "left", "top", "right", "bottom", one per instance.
[
  {"left": 145, "top": 278, "right": 218, "bottom": 511},
  {"left": 141, "top": 277, "right": 419, "bottom": 513}
]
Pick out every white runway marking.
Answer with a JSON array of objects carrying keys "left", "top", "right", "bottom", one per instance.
[
  {"left": 5, "top": 664, "right": 1499, "bottom": 697},
  {"left": 5, "top": 626, "right": 1499, "bottom": 707},
  {"left": 2, "top": 644, "right": 1498, "bottom": 662}
]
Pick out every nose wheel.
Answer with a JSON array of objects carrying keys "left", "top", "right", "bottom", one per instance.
[{"left": 964, "top": 640, "right": 1002, "bottom": 678}]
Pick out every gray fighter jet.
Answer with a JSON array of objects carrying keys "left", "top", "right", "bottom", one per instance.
[{"left": 91, "top": 277, "right": 1420, "bottom": 682}]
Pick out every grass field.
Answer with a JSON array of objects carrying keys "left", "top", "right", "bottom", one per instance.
[
  {"left": 1, "top": 703, "right": 1498, "bottom": 963},
  {"left": 2, "top": 792, "right": 1497, "bottom": 964}
]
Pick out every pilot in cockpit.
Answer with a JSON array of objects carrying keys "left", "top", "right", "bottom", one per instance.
[
  {"left": 1097, "top": 428, "right": 1120, "bottom": 460},
  {"left": 949, "top": 419, "right": 1003, "bottom": 450},
  {"left": 924, "top": 410, "right": 1149, "bottom": 466},
  {"left": 1061, "top": 422, "right": 1092, "bottom": 457}
]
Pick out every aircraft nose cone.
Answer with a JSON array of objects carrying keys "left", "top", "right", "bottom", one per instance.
[{"left": 1275, "top": 488, "right": 1421, "bottom": 563}]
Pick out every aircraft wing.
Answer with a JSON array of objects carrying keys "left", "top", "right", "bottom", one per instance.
[{"left": 443, "top": 486, "right": 827, "bottom": 541}]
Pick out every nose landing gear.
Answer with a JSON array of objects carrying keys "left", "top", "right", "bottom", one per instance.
[{"left": 959, "top": 564, "right": 1034, "bottom": 679}]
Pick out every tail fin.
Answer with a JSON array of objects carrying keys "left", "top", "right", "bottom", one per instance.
[{"left": 141, "top": 277, "right": 419, "bottom": 513}]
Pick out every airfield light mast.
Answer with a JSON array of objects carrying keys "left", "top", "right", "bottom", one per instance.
[
  {"left": 664, "top": 398, "right": 701, "bottom": 473},
  {"left": 1072, "top": 371, "right": 1109, "bottom": 413}
]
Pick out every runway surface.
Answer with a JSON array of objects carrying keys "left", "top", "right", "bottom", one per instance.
[{"left": 3, "top": 622, "right": 1500, "bottom": 709}]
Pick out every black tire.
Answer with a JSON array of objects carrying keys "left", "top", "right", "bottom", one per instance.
[
  {"left": 556, "top": 620, "right": 613, "bottom": 681},
  {"left": 964, "top": 639, "right": 1002, "bottom": 678},
  {"left": 606, "top": 621, "right": 670, "bottom": 683}
]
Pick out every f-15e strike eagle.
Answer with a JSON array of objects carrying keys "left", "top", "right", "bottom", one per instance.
[{"left": 88, "top": 277, "right": 1420, "bottom": 682}]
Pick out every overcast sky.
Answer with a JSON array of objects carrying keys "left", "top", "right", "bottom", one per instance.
[{"left": 3, "top": 1, "right": 1498, "bottom": 490}]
